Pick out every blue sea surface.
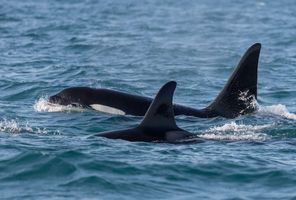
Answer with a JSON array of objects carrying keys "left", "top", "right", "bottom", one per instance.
[{"left": 1, "top": 0, "right": 296, "bottom": 199}]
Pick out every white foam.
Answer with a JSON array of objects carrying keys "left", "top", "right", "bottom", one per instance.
[
  {"left": 199, "top": 122, "right": 271, "bottom": 141},
  {"left": 207, "top": 122, "right": 272, "bottom": 132},
  {"left": 90, "top": 104, "right": 125, "bottom": 115},
  {"left": 34, "top": 96, "right": 85, "bottom": 112},
  {"left": 0, "top": 119, "right": 22, "bottom": 133},
  {"left": 258, "top": 104, "right": 296, "bottom": 120},
  {"left": 0, "top": 119, "right": 53, "bottom": 135},
  {"left": 238, "top": 90, "right": 258, "bottom": 114}
]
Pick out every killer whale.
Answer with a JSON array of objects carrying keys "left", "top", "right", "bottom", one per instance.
[
  {"left": 49, "top": 43, "right": 261, "bottom": 118},
  {"left": 96, "top": 81, "right": 197, "bottom": 143}
]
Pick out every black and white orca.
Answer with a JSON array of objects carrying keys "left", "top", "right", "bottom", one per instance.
[
  {"left": 96, "top": 81, "right": 198, "bottom": 143},
  {"left": 49, "top": 43, "right": 261, "bottom": 118}
]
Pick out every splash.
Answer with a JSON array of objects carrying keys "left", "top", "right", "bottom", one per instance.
[
  {"left": 237, "top": 91, "right": 295, "bottom": 120},
  {"left": 258, "top": 104, "right": 296, "bottom": 120},
  {"left": 199, "top": 122, "right": 271, "bottom": 141},
  {"left": 238, "top": 90, "right": 258, "bottom": 115},
  {"left": 0, "top": 119, "right": 55, "bottom": 135},
  {"left": 0, "top": 119, "right": 22, "bottom": 133},
  {"left": 34, "top": 96, "right": 85, "bottom": 112}
]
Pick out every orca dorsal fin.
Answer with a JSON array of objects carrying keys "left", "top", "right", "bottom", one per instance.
[
  {"left": 139, "top": 81, "right": 178, "bottom": 130},
  {"left": 206, "top": 43, "right": 261, "bottom": 118}
]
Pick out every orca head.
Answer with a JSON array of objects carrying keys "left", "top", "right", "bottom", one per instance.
[
  {"left": 48, "top": 94, "right": 66, "bottom": 105},
  {"left": 49, "top": 87, "right": 91, "bottom": 106}
]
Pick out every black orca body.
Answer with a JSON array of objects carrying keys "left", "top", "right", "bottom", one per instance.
[
  {"left": 49, "top": 43, "right": 261, "bottom": 118},
  {"left": 96, "top": 81, "right": 196, "bottom": 143}
]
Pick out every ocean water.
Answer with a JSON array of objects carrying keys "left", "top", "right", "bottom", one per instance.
[{"left": 1, "top": 0, "right": 296, "bottom": 199}]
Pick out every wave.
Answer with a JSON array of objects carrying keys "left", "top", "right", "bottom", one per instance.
[
  {"left": 34, "top": 96, "right": 86, "bottom": 112},
  {"left": 0, "top": 118, "right": 58, "bottom": 135},
  {"left": 199, "top": 122, "right": 271, "bottom": 141},
  {"left": 258, "top": 104, "right": 296, "bottom": 120}
]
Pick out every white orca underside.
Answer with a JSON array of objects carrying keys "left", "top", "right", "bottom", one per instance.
[{"left": 90, "top": 104, "right": 126, "bottom": 115}]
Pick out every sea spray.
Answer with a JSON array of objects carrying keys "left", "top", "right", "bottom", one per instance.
[
  {"left": 34, "top": 96, "right": 85, "bottom": 113},
  {"left": 258, "top": 104, "right": 296, "bottom": 120},
  {"left": 0, "top": 118, "right": 59, "bottom": 135},
  {"left": 199, "top": 122, "right": 271, "bottom": 141}
]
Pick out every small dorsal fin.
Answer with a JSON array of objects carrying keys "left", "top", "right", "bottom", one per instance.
[
  {"left": 206, "top": 43, "right": 261, "bottom": 118},
  {"left": 139, "top": 81, "right": 178, "bottom": 130}
]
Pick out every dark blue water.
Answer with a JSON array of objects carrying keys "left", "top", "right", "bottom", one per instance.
[{"left": 1, "top": 0, "right": 296, "bottom": 199}]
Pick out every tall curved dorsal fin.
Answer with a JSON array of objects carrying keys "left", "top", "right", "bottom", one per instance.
[
  {"left": 223, "top": 43, "right": 260, "bottom": 98},
  {"left": 139, "top": 81, "right": 178, "bottom": 130},
  {"left": 206, "top": 43, "right": 261, "bottom": 118}
]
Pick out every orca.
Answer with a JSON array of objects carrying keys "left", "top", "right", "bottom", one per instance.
[
  {"left": 95, "top": 81, "right": 197, "bottom": 143},
  {"left": 49, "top": 43, "right": 261, "bottom": 118}
]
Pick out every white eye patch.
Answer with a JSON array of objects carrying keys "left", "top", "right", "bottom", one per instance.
[{"left": 90, "top": 104, "right": 126, "bottom": 115}]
